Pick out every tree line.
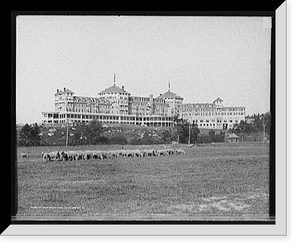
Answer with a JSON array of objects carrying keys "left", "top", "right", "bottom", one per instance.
[
  {"left": 175, "top": 118, "right": 225, "bottom": 144},
  {"left": 18, "top": 123, "right": 41, "bottom": 146},
  {"left": 17, "top": 113, "right": 271, "bottom": 147},
  {"left": 17, "top": 120, "right": 224, "bottom": 147},
  {"left": 231, "top": 113, "right": 271, "bottom": 134},
  {"left": 17, "top": 121, "right": 109, "bottom": 147}
]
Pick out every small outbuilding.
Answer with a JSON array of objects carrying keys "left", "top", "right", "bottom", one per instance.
[{"left": 227, "top": 133, "right": 240, "bottom": 143}]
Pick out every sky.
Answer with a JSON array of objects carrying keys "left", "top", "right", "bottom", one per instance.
[{"left": 16, "top": 15, "right": 271, "bottom": 124}]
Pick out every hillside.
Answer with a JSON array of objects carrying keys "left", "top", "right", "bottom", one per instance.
[{"left": 34, "top": 122, "right": 173, "bottom": 146}]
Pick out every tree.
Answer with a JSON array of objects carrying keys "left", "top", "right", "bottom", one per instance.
[
  {"left": 215, "top": 131, "right": 225, "bottom": 142},
  {"left": 190, "top": 125, "right": 200, "bottom": 144},
  {"left": 176, "top": 119, "right": 199, "bottom": 144},
  {"left": 18, "top": 124, "right": 31, "bottom": 146},
  {"left": 232, "top": 112, "right": 271, "bottom": 136},
  {"left": 232, "top": 120, "right": 255, "bottom": 134},
  {"left": 177, "top": 121, "right": 189, "bottom": 144},
  {"left": 161, "top": 129, "right": 174, "bottom": 143},
  {"left": 31, "top": 123, "right": 41, "bottom": 146},
  {"left": 196, "top": 130, "right": 224, "bottom": 144},
  {"left": 197, "top": 133, "right": 212, "bottom": 144},
  {"left": 18, "top": 123, "right": 41, "bottom": 146},
  {"left": 85, "top": 120, "right": 106, "bottom": 145},
  {"left": 264, "top": 112, "right": 271, "bottom": 136},
  {"left": 208, "top": 129, "right": 215, "bottom": 140},
  {"left": 69, "top": 122, "right": 88, "bottom": 146}
]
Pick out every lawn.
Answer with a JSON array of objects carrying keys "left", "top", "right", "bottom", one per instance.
[{"left": 15, "top": 143, "right": 270, "bottom": 221}]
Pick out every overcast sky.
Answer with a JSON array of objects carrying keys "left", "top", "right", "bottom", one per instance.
[{"left": 16, "top": 15, "right": 271, "bottom": 124}]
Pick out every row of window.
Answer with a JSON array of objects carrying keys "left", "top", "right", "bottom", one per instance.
[
  {"left": 181, "top": 108, "right": 214, "bottom": 112},
  {"left": 107, "top": 97, "right": 129, "bottom": 102},
  {"left": 55, "top": 97, "right": 73, "bottom": 101},
  {"left": 199, "top": 123, "right": 218, "bottom": 127},
  {"left": 181, "top": 104, "right": 213, "bottom": 109},
  {"left": 224, "top": 107, "right": 246, "bottom": 111},
  {"left": 182, "top": 112, "right": 245, "bottom": 116},
  {"left": 100, "top": 92, "right": 129, "bottom": 96},
  {"left": 70, "top": 104, "right": 110, "bottom": 108},
  {"left": 130, "top": 97, "right": 150, "bottom": 102},
  {"left": 180, "top": 105, "right": 245, "bottom": 112},
  {"left": 194, "top": 119, "right": 240, "bottom": 123},
  {"left": 198, "top": 123, "right": 235, "bottom": 127},
  {"left": 59, "top": 114, "right": 120, "bottom": 120},
  {"left": 46, "top": 113, "right": 59, "bottom": 118},
  {"left": 45, "top": 120, "right": 174, "bottom": 126},
  {"left": 47, "top": 113, "right": 173, "bottom": 121},
  {"left": 66, "top": 109, "right": 110, "bottom": 114},
  {"left": 130, "top": 102, "right": 151, "bottom": 106}
]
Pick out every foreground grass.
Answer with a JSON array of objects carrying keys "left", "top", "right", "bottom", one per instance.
[{"left": 16, "top": 143, "right": 270, "bottom": 221}]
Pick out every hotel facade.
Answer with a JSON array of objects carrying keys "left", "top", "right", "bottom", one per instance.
[{"left": 42, "top": 83, "right": 246, "bottom": 129}]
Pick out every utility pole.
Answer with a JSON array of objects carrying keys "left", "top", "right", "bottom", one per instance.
[
  {"left": 188, "top": 121, "right": 191, "bottom": 145},
  {"left": 66, "top": 119, "right": 69, "bottom": 148},
  {"left": 262, "top": 114, "right": 266, "bottom": 143}
]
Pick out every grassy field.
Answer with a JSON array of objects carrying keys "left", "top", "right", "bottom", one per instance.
[{"left": 15, "top": 143, "right": 270, "bottom": 221}]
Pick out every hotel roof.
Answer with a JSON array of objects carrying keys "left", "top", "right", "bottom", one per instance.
[
  {"left": 98, "top": 84, "right": 130, "bottom": 95},
  {"left": 213, "top": 97, "right": 223, "bottom": 103},
  {"left": 156, "top": 90, "right": 183, "bottom": 100},
  {"left": 55, "top": 88, "right": 74, "bottom": 95}
]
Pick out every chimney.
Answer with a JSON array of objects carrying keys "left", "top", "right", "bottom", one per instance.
[
  {"left": 64, "top": 87, "right": 66, "bottom": 91},
  {"left": 122, "top": 86, "right": 124, "bottom": 90},
  {"left": 57, "top": 89, "right": 59, "bottom": 93}
]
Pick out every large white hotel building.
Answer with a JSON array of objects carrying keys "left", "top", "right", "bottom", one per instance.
[{"left": 42, "top": 83, "right": 246, "bottom": 130}]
